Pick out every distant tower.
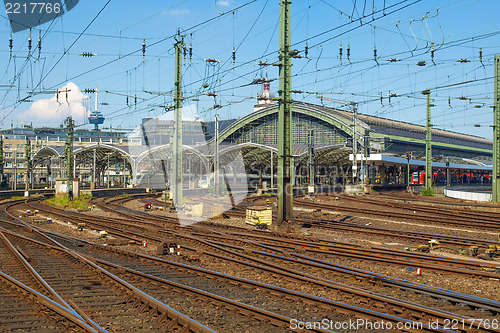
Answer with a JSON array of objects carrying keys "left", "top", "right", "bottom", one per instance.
[
  {"left": 254, "top": 74, "right": 274, "bottom": 112},
  {"left": 88, "top": 87, "right": 105, "bottom": 131}
]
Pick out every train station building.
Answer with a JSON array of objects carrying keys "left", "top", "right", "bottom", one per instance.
[{"left": 0, "top": 84, "right": 493, "bottom": 190}]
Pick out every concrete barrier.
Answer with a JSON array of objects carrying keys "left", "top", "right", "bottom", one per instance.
[
  {"left": 444, "top": 188, "right": 491, "bottom": 202},
  {"left": 0, "top": 188, "right": 54, "bottom": 199}
]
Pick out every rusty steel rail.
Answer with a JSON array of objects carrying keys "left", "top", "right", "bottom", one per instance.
[
  {"left": 183, "top": 231, "right": 500, "bottom": 314},
  {"left": 0, "top": 225, "right": 216, "bottom": 333},
  {"left": 0, "top": 270, "right": 100, "bottom": 332},
  {"left": 89, "top": 257, "right": 334, "bottom": 333},
  {"left": 7, "top": 193, "right": 500, "bottom": 330},
  {"left": 295, "top": 196, "right": 500, "bottom": 230}
]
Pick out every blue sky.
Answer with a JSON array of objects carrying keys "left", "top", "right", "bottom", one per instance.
[{"left": 1, "top": 0, "right": 499, "bottom": 139}]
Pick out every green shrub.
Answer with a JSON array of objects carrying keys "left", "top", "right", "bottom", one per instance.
[
  {"left": 46, "top": 194, "right": 91, "bottom": 209},
  {"left": 421, "top": 187, "right": 434, "bottom": 196}
]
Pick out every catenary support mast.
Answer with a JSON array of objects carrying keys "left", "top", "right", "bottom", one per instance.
[
  {"left": 276, "top": 0, "right": 293, "bottom": 223},
  {"left": 172, "top": 31, "right": 184, "bottom": 209}
]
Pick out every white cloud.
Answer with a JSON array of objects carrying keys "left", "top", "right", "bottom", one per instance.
[
  {"left": 18, "top": 82, "right": 88, "bottom": 122},
  {"left": 216, "top": 0, "right": 232, "bottom": 7}
]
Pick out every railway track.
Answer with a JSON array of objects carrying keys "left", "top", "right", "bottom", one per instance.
[
  {"left": 33, "top": 228, "right": 481, "bottom": 333},
  {"left": 294, "top": 194, "right": 500, "bottom": 231},
  {"left": 0, "top": 199, "right": 218, "bottom": 333},
  {"left": 234, "top": 195, "right": 500, "bottom": 250},
  {"left": 0, "top": 270, "right": 97, "bottom": 332},
  {"left": 0, "top": 207, "right": 428, "bottom": 332},
  {"left": 6, "top": 196, "right": 496, "bottom": 330}
]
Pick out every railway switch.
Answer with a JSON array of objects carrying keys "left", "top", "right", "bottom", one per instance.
[
  {"left": 77, "top": 223, "right": 86, "bottom": 231},
  {"left": 469, "top": 246, "right": 479, "bottom": 257},
  {"left": 417, "top": 245, "right": 430, "bottom": 253},
  {"left": 486, "top": 245, "right": 499, "bottom": 258},
  {"left": 428, "top": 240, "right": 439, "bottom": 248}
]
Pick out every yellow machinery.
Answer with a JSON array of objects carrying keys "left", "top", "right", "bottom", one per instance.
[{"left": 246, "top": 207, "right": 272, "bottom": 229}]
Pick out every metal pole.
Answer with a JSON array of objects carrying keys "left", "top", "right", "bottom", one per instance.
[
  {"left": 364, "top": 129, "right": 370, "bottom": 182},
  {"left": 215, "top": 114, "right": 219, "bottom": 196},
  {"left": 493, "top": 55, "right": 500, "bottom": 202},
  {"left": 25, "top": 137, "right": 31, "bottom": 190},
  {"left": 0, "top": 136, "right": 3, "bottom": 187},
  {"left": 107, "top": 153, "right": 110, "bottom": 189},
  {"left": 446, "top": 159, "right": 450, "bottom": 186},
  {"left": 93, "top": 148, "right": 96, "bottom": 187},
  {"left": 423, "top": 89, "right": 432, "bottom": 191},
  {"left": 308, "top": 129, "right": 314, "bottom": 191},
  {"left": 270, "top": 149, "right": 273, "bottom": 190},
  {"left": 65, "top": 117, "right": 74, "bottom": 197},
  {"left": 277, "top": 0, "right": 293, "bottom": 223},
  {"left": 406, "top": 152, "right": 411, "bottom": 190},
  {"left": 172, "top": 31, "right": 184, "bottom": 208},
  {"left": 188, "top": 154, "right": 191, "bottom": 188},
  {"left": 14, "top": 149, "right": 17, "bottom": 191},
  {"left": 352, "top": 104, "right": 357, "bottom": 184},
  {"left": 123, "top": 157, "right": 126, "bottom": 188}
]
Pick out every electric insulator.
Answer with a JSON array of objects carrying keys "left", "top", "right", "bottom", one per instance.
[
  {"left": 79, "top": 52, "right": 97, "bottom": 57},
  {"left": 183, "top": 45, "right": 187, "bottom": 58},
  {"left": 28, "top": 29, "right": 32, "bottom": 56},
  {"left": 126, "top": 96, "right": 129, "bottom": 106},
  {"left": 9, "top": 34, "right": 12, "bottom": 57},
  {"left": 189, "top": 43, "right": 192, "bottom": 61},
  {"left": 134, "top": 95, "right": 137, "bottom": 106},
  {"left": 232, "top": 47, "right": 235, "bottom": 64},
  {"left": 38, "top": 30, "right": 41, "bottom": 58},
  {"left": 373, "top": 46, "right": 378, "bottom": 64},
  {"left": 457, "top": 59, "right": 470, "bottom": 63},
  {"left": 339, "top": 44, "right": 342, "bottom": 64},
  {"left": 347, "top": 44, "right": 351, "bottom": 63},
  {"left": 305, "top": 42, "right": 308, "bottom": 58},
  {"left": 417, "top": 61, "right": 426, "bottom": 66},
  {"left": 431, "top": 47, "right": 435, "bottom": 64},
  {"left": 142, "top": 39, "right": 146, "bottom": 60},
  {"left": 479, "top": 48, "right": 483, "bottom": 65}
]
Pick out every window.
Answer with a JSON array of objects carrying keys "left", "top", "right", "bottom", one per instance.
[
  {"left": 5, "top": 162, "right": 12, "bottom": 167},
  {"left": 16, "top": 144, "right": 24, "bottom": 149},
  {"left": 4, "top": 143, "right": 12, "bottom": 149},
  {"left": 16, "top": 152, "right": 24, "bottom": 158},
  {"left": 17, "top": 162, "right": 23, "bottom": 168}
]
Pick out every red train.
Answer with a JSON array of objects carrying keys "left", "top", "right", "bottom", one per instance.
[{"left": 411, "top": 171, "right": 491, "bottom": 185}]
